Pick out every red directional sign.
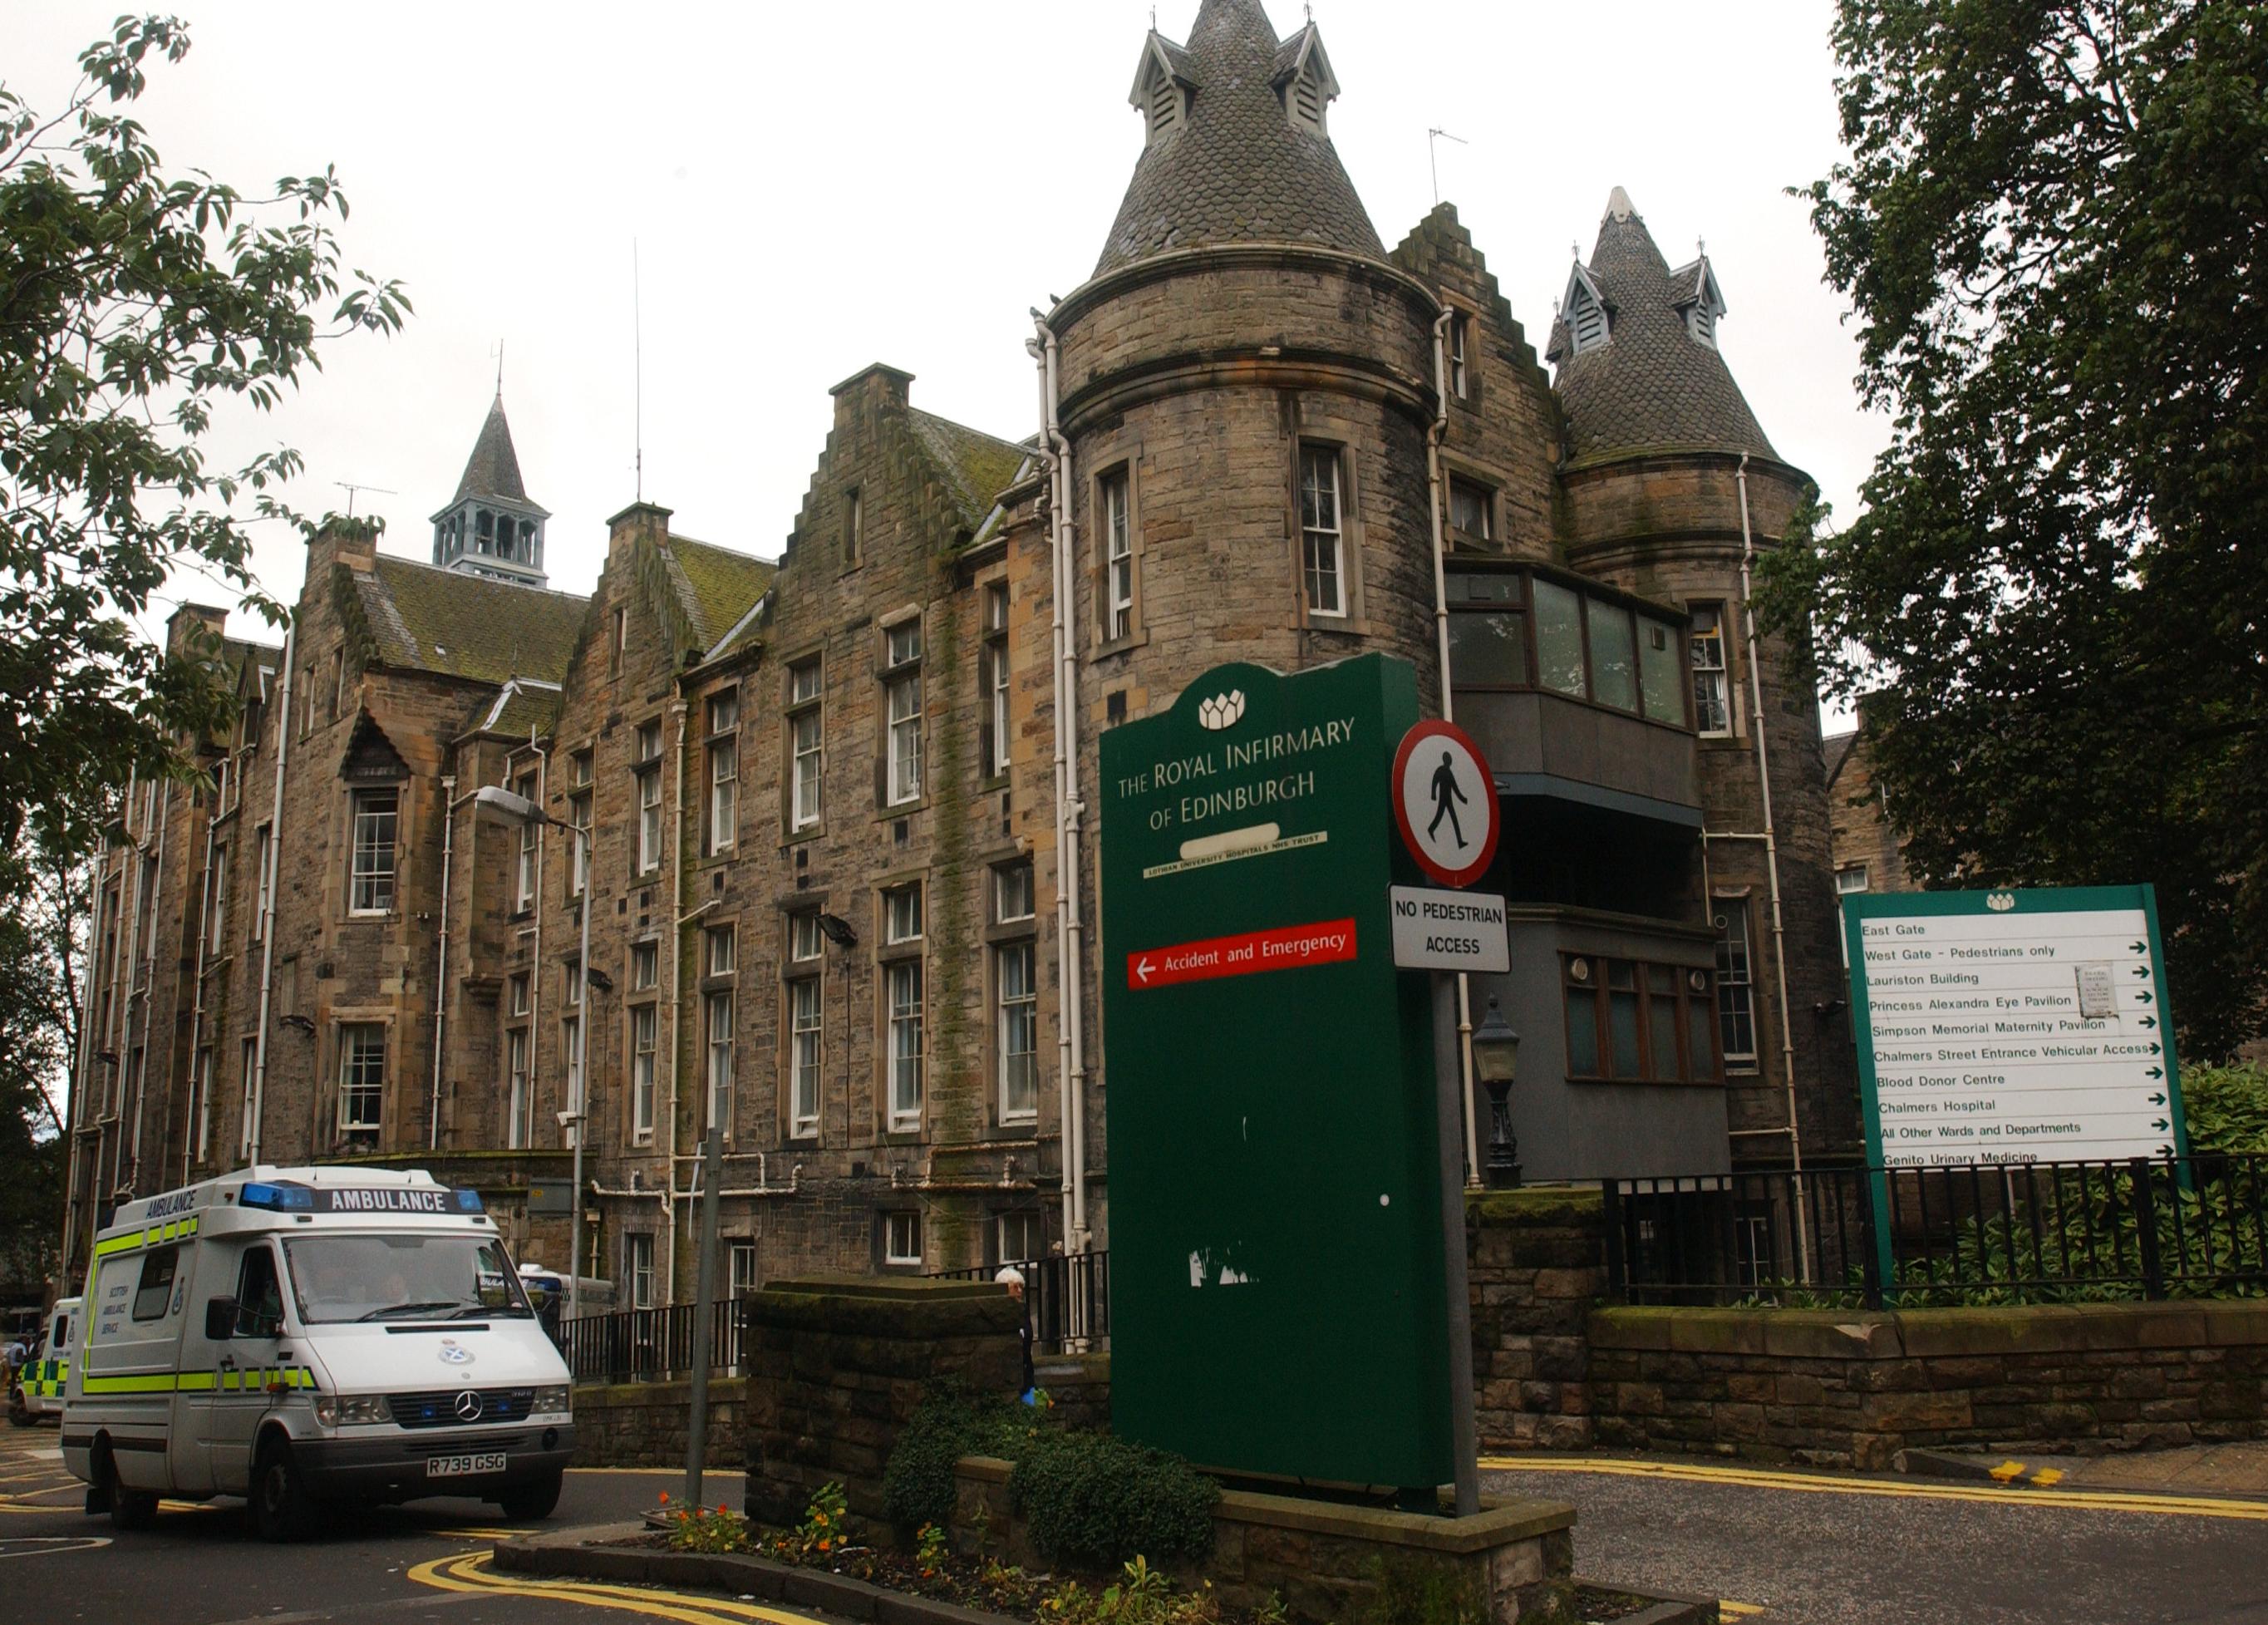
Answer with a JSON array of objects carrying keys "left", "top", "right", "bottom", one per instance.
[
  {"left": 1126, "top": 918, "right": 1358, "bottom": 991},
  {"left": 1391, "top": 719, "right": 1498, "bottom": 889}
]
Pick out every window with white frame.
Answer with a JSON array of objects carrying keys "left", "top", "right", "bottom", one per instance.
[
  {"left": 189, "top": 1047, "right": 213, "bottom": 1162},
  {"left": 251, "top": 825, "right": 271, "bottom": 943},
  {"left": 1690, "top": 605, "right": 1731, "bottom": 735},
  {"left": 635, "top": 723, "right": 662, "bottom": 875},
  {"left": 1835, "top": 866, "right": 1870, "bottom": 967},
  {"left": 1299, "top": 446, "right": 1346, "bottom": 617},
  {"left": 1102, "top": 470, "right": 1134, "bottom": 640},
  {"left": 788, "top": 976, "right": 822, "bottom": 1140},
  {"left": 996, "top": 940, "right": 1037, "bottom": 1124},
  {"left": 205, "top": 843, "right": 229, "bottom": 954},
  {"left": 729, "top": 1242, "right": 760, "bottom": 1298},
  {"left": 844, "top": 487, "right": 863, "bottom": 568},
  {"left": 337, "top": 1023, "right": 384, "bottom": 1132},
  {"left": 704, "top": 991, "right": 734, "bottom": 1137},
  {"left": 1449, "top": 476, "right": 1493, "bottom": 544},
  {"left": 239, "top": 1036, "right": 258, "bottom": 1155},
  {"left": 883, "top": 884, "right": 923, "bottom": 946},
  {"left": 348, "top": 788, "right": 397, "bottom": 915},
  {"left": 569, "top": 751, "right": 593, "bottom": 898},
  {"left": 627, "top": 1234, "right": 655, "bottom": 1309},
  {"left": 706, "top": 923, "right": 736, "bottom": 978},
  {"left": 562, "top": 1014, "right": 582, "bottom": 1142},
  {"left": 1449, "top": 309, "right": 1470, "bottom": 399},
  {"left": 997, "top": 1210, "right": 1042, "bottom": 1266},
  {"left": 995, "top": 862, "right": 1035, "bottom": 924},
  {"left": 1715, "top": 900, "right": 1758, "bottom": 1071},
  {"left": 631, "top": 941, "right": 658, "bottom": 992},
  {"left": 505, "top": 1027, "right": 531, "bottom": 1149},
  {"left": 979, "top": 584, "right": 1011, "bottom": 778},
  {"left": 213, "top": 755, "right": 230, "bottom": 815},
  {"left": 631, "top": 1002, "right": 657, "bottom": 1142},
  {"left": 790, "top": 911, "right": 825, "bottom": 965},
  {"left": 565, "top": 958, "right": 583, "bottom": 1007},
  {"left": 885, "top": 961, "right": 923, "bottom": 1131},
  {"left": 883, "top": 1209, "right": 922, "bottom": 1267},
  {"left": 788, "top": 658, "right": 823, "bottom": 830},
  {"left": 706, "top": 690, "right": 738, "bottom": 854},
  {"left": 883, "top": 622, "right": 922, "bottom": 805},
  {"left": 509, "top": 972, "right": 530, "bottom": 1017},
  {"left": 514, "top": 772, "right": 539, "bottom": 910}
]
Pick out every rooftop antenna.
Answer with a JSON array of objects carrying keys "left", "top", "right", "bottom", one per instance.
[
  {"left": 1427, "top": 128, "right": 1467, "bottom": 209},
  {"left": 334, "top": 480, "right": 396, "bottom": 519},
  {"left": 632, "top": 239, "right": 644, "bottom": 504}
]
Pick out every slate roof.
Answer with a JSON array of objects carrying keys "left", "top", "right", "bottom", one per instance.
[
  {"left": 1547, "top": 191, "right": 1777, "bottom": 463},
  {"left": 907, "top": 410, "right": 1032, "bottom": 539},
  {"left": 657, "top": 534, "right": 776, "bottom": 660},
  {"left": 445, "top": 394, "right": 549, "bottom": 515},
  {"left": 349, "top": 555, "right": 588, "bottom": 686},
  {"left": 1094, "top": 0, "right": 1383, "bottom": 277}
]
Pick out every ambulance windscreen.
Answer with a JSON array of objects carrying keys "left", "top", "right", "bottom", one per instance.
[{"left": 280, "top": 1235, "right": 532, "bottom": 1324}]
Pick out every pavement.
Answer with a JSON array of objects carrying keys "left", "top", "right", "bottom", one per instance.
[{"left": 1485, "top": 1452, "right": 2268, "bottom": 1625}]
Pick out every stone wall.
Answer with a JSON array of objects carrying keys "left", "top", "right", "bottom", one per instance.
[
  {"left": 1823, "top": 723, "right": 1912, "bottom": 897},
  {"left": 741, "top": 1276, "right": 1023, "bottom": 1529},
  {"left": 1467, "top": 1189, "right": 1606, "bottom": 1451},
  {"left": 572, "top": 1376, "right": 745, "bottom": 1470},
  {"left": 952, "top": 1456, "right": 1576, "bottom": 1625},
  {"left": 1587, "top": 1301, "right": 2268, "bottom": 1470}
]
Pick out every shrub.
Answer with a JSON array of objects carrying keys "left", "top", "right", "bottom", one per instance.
[
  {"left": 1009, "top": 1434, "right": 1218, "bottom": 1569},
  {"left": 883, "top": 1389, "right": 1041, "bottom": 1532},
  {"left": 1360, "top": 1554, "right": 1484, "bottom": 1625},
  {"left": 664, "top": 1502, "right": 751, "bottom": 1554},
  {"left": 2185, "top": 1064, "right": 2268, "bottom": 1154}
]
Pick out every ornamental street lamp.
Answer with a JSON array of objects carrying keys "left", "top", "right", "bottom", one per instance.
[
  {"left": 474, "top": 785, "right": 593, "bottom": 1322},
  {"left": 1471, "top": 996, "right": 1521, "bottom": 1189}
]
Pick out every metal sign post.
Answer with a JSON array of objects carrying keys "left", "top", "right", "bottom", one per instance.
[
  {"left": 683, "top": 1124, "right": 725, "bottom": 1509},
  {"left": 1432, "top": 971, "right": 1482, "bottom": 1518}
]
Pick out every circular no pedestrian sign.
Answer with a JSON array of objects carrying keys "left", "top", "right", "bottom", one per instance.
[{"left": 1391, "top": 719, "right": 1498, "bottom": 889}]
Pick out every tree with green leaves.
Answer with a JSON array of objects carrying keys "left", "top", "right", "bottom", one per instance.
[
  {"left": 0, "top": 14, "right": 407, "bottom": 856},
  {"left": 0, "top": 836, "right": 81, "bottom": 1302},
  {"left": 1766, "top": 1, "right": 2267, "bottom": 1059}
]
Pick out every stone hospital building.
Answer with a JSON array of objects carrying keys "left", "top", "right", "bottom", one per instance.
[{"left": 61, "top": 0, "right": 1857, "bottom": 1302}]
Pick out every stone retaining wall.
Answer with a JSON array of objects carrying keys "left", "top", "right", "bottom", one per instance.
[
  {"left": 1467, "top": 1189, "right": 1606, "bottom": 1451},
  {"left": 1587, "top": 1301, "right": 2268, "bottom": 1469},
  {"left": 572, "top": 1376, "right": 745, "bottom": 1470}
]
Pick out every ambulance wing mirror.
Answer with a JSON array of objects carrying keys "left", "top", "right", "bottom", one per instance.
[{"left": 204, "top": 1298, "right": 239, "bottom": 1341}]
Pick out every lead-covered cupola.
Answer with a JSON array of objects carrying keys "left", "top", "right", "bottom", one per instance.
[{"left": 430, "top": 391, "right": 551, "bottom": 588}]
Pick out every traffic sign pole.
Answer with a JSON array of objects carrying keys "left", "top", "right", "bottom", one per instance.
[{"left": 1433, "top": 971, "right": 1481, "bottom": 1518}]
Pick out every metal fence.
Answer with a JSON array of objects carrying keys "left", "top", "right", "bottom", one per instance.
[
  {"left": 558, "top": 1298, "right": 743, "bottom": 1385},
  {"left": 1606, "top": 1155, "right": 2268, "bottom": 1308},
  {"left": 926, "top": 1250, "right": 1110, "bottom": 1354}
]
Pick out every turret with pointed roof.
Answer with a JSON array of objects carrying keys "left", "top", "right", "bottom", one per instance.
[
  {"left": 430, "top": 391, "right": 553, "bottom": 588},
  {"left": 1547, "top": 189, "right": 1773, "bottom": 465},
  {"left": 1097, "top": 0, "right": 1381, "bottom": 277}
]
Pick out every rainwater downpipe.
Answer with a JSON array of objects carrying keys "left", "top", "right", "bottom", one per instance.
[
  {"left": 526, "top": 734, "right": 550, "bottom": 1155},
  {"left": 183, "top": 811, "right": 217, "bottom": 1184},
  {"left": 428, "top": 774, "right": 490, "bottom": 1150},
  {"left": 61, "top": 856, "right": 101, "bottom": 1284},
  {"left": 130, "top": 773, "right": 170, "bottom": 1189},
  {"left": 1427, "top": 305, "right": 1483, "bottom": 1187},
  {"left": 98, "top": 776, "right": 142, "bottom": 1204},
  {"left": 1031, "top": 313, "right": 1090, "bottom": 1253},
  {"left": 665, "top": 698, "right": 690, "bottom": 1301},
  {"left": 248, "top": 626, "right": 297, "bottom": 1169},
  {"left": 1734, "top": 453, "right": 1810, "bottom": 1265}
]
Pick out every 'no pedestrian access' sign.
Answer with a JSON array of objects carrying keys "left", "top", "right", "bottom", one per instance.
[
  {"left": 1389, "top": 887, "right": 1508, "bottom": 974},
  {"left": 1392, "top": 720, "right": 1498, "bottom": 889}
]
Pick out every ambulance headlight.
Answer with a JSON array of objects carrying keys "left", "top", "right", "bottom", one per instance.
[
  {"left": 530, "top": 1386, "right": 570, "bottom": 1418},
  {"left": 312, "top": 1393, "right": 392, "bottom": 1426}
]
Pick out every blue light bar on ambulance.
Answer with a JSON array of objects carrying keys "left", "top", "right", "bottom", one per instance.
[{"left": 239, "top": 1182, "right": 317, "bottom": 1211}]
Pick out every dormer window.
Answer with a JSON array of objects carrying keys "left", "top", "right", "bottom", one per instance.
[
  {"left": 1686, "top": 306, "right": 1717, "bottom": 348},
  {"left": 1148, "top": 72, "right": 1185, "bottom": 140},
  {"left": 1566, "top": 283, "right": 1610, "bottom": 356},
  {"left": 1134, "top": 49, "right": 1189, "bottom": 145},
  {"left": 1286, "top": 63, "right": 1326, "bottom": 135},
  {"left": 1672, "top": 256, "right": 1728, "bottom": 352},
  {"left": 1272, "top": 27, "right": 1339, "bottom": 139}
]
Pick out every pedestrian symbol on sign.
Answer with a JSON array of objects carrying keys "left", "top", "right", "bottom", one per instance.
[{"left": 1426, "top": 751, "right": 1469, "bottom": 850}]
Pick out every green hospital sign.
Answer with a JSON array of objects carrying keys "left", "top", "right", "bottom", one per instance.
[{"left": 1100, "top": 655, "right": 1452, "bottom": 1490}]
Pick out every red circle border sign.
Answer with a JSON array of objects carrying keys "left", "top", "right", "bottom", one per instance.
[{"left": 1391, "top": 719, "right": 1500, "bottom": 889}]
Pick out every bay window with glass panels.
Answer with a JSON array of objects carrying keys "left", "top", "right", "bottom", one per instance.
[
  {"left": 1445, "top": 567, "right": 1693, "bottom": 727},
  {"left": 1561, "top": 954, "right": 1719, "bottom": 1084}
]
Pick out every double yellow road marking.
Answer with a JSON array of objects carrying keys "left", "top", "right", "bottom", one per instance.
[
  {"left": 408, "top": 1550, "right": 826, "bottom": 1625},
  {"left": 1480, "top": 1455, "right": 2268, "bottom": 1522}
]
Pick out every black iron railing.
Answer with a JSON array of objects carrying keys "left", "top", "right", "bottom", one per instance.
[
  {"left": 1605, "top": 1155, "right": 2268, "bottom": 1308},
  {"left": 558, "top": 1298, "right": 742, "bottom": 1385},
  {"left": 926, "top": 1250, "right": 1110, "bottom": 1354}
]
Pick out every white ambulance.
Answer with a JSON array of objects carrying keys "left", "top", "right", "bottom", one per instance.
[
  {"left": 10, "top": 1297, "right": 81, "bottom": 1424},
  {"left": 64, "top": 1166, "right": 575, "bottom": 1540}
]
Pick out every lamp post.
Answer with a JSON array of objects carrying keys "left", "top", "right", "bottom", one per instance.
[
  {"left": 474, "top": 785, "right": 593, "bottom": 1324},
  {"left": 1471, "top": 996, "right": 1521, "bottom": 1189}
]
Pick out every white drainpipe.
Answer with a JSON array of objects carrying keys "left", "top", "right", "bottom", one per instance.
[
  {"left": 1426, "top": 305, "right": 1483, "bottom": 1187},
  {"left": 525, "top": 732, "right": 549, "bottom": 1154},
  {"left": 428, "top": 772, "right": 463, "bottom": 1150},
  {"left": 1031, "top": 313, "right": 1090, "bottom": 1253},
  {"left": 125, "top": 771, "right": 168, "bottom": 1194},
  {"left": 665, "top": 697, "right": 689, "bottom": 1300},
  {"left": 248, "top": 626, "right": 296, "bottom": 1169},
  {"left": 183, "top": 807, "right": 217, "bottom": 1184},
  {"left": 1734, "top": 454, "right": 1810, "bottom": 1263}
]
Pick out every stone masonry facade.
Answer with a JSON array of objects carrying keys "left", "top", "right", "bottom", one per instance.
[{"left": 63, "top": 0, "right": 1861, "bottom": 1299}]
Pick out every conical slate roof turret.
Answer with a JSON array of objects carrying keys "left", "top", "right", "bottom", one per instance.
[
  {"left": 1094, "top": 0, "right": 1383, "bottom": 278},
  {"left": 1547, "top": 189, "right": 1775, "bottom": 463},
  {"left": 450, "top": 392, "right": 546, "bottom": 514}
]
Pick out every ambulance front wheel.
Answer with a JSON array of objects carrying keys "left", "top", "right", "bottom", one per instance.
[
  {"left": 497, "top": 1468, "right": 563, "bottom": 1521},
  {"left": 251, "top": 1436, "right": 313, "bottom": 1543}
]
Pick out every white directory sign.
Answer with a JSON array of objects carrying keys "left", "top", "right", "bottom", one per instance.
[
  {"left": 1846, "top": 886, "right": 2187, "bottom": 1167},
  {"left": 1390, "top": 886, "right": 1510, "bottom": 973}
]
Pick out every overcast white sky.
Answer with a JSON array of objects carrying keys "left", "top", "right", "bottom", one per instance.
[{"left": 11, "top": 0, "right": 1887, "bottom": 689}]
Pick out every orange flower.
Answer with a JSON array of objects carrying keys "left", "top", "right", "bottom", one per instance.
[{"left": 658, "top": 1491, "right": 671, "bottom": 1504}]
